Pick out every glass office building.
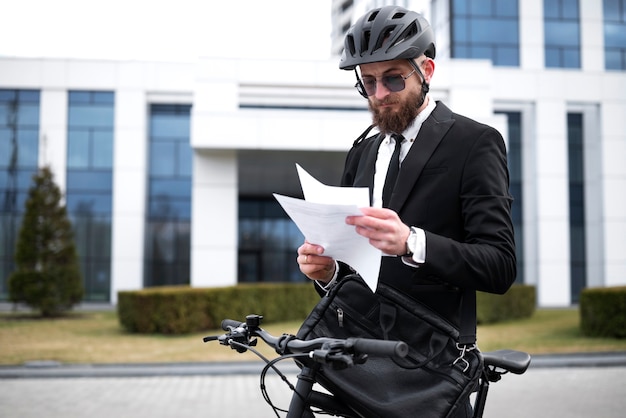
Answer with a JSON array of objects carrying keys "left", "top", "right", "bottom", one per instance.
[{"left": 1, "top": 0, "right": 625, "bottom": 307}]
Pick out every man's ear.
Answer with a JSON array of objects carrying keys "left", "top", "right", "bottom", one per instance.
[{"left": 423, "top": 59, "right": 435, "bottom": 84}]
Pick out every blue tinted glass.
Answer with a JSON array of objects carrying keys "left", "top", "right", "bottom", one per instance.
[
  {"left": 150, "top": 141, "right": 176, "bottom": 175},
  {"left": 603, "top": 0, "right": 619, "bottom": 19},
  {"left": 17, "top": 129, "right": 39, "bottom": 166},
  {"left": 471, "top": 45, "right": 493, "bottom": 60},
  {"left": 150, "top": 115, "right": 190, "bottom": 138},
  {"left": 67, "top": 130, "right": 90, "bottom": 168},
  {"left": 496, "top": 46, "right": 519, "bottom": 66},
  {"left": 92, "top": 92, "right": 114, "bottom": 104},
  {"left": 69, "top": 91, "right": 91, "bottom": 104},
  {"left": 563, "top": 49, "right": 581, "bottom": 68},
  {"left": 69, "top": 106, "right": 114, "bottom": 128},
  {"left": 92, "top": 130, "right": 113, "bottom": 168},
  {"left": 0, "top": 90, "right": 16, "bottom": 101},
  {"left": 17, "top": 104, "right": 39, "bottom": 126},
  {"left": 150, "top": 179, "right": 191, "bottom": 198},
  {"left": 16, "top": 169, "right": 36, "bottom": 188},
  {"left": 67, "top": 171, "right": 112, "bottom": 192},
  {"left": 492, "top": 19, "right": 519, "bottom": 44},
  {"left": 0, "top": 104, "right": 10, "bottom": 123},
  {"left": 495, "top": 0, "right": 518, "bottom": 17},
  {"left": 177, "top": 143, "right": 192, "bottom": 177},
  {"left": 545, "top": 1, "right": 559, "bottom": 18},
  {"left": 469, "top": 0, "right": 492, "bottom": 16},
  {"left": 149, "top": 198, "right": 191, "bottom": 220},
  {"left": 66, "top": 194, "right": 112, "bottom": 214},
  {"left": 18, "top": 90, "right": 40, "bottom": 102},
  {"left": 453, "top": 0, "right": 467, "bottom": 14},
  {"left": 454, "top": 45, "right": 470, "bottom": 58},
  {"left": 545, "top": 46, "right": 561, "bottom": 67},
  {"left": 604, "top": 23, "right": 626, "bottom": 47},
  {"left": 545, "top": 21, "right": 580, "bottom": 47},
  {"left": 604, "top": 49, "right": 622, "bottom": 69},
  {"left": 562, "top": 0, "right": 579, "bottom": 19},
  {"left": 0, "top": 129, "right": 11, "bottom": 166},
  {"left": 452, "top": 17, "right": 468, "bottom": 42}
]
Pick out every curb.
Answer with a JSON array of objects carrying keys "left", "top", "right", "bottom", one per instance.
[{"left": 1, "top": 352, "right": 626, "bottom": 379}]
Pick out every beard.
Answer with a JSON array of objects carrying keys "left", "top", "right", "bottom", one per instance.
[{"left": 369, "top": 88, "right": 425, "bottom": 135}]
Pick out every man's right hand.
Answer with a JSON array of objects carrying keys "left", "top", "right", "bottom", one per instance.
[{"left": 297, "top": 241, "right": 336, "bottom": 284}]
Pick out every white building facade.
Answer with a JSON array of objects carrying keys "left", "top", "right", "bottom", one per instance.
[{"left": 1, "top": 0, "right": 625, "bottom": 307}]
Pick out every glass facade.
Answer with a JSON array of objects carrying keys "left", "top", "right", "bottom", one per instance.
[
  {"left": 66, "top": 91, "right": 114, "bottom": 301},
  {"left": 568, "top": 113, "right": 586, "bottom": 302},
  {"left": 451, "top": 0, "right": 520, "bottom": 66},
  {"left": 238, "top": 198, "right": 305, "bottom": 283},
  {"left": 604, "top": 0, "right": 626, "bottom": 70},
  {"left": 544, "top": 0, "right": 581, "bottom": 68},
  {"left": 0, "top": 89, "right": 40, "bottom": 299},
  {"left": 495, "top": 111, "right": 524, "bottom": 283},
  {"left": 144, "top": 104, "right": 192, "bottom": 287}
]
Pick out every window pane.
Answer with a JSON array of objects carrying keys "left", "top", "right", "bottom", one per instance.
[
  {"left": 17, "top": 103, "right": 40, "bottom": 126},
  {"left": 17, "top": 129, "right": 39, "bottom": 166},
  {"left": 150, "top": 141, "right": 176, "bottom": 175},
  {"left": 563, "top": 49, "right": 581, "bottom": 68},
  {"left": 496, "top": 0, "right": 517, "bottom": 17},
  {"left": 92, "top": 130, "right": 113, "bottom": 168},
  {"left": 178, "top": 143, "right": 192, "bottom": 177},
  {"left": 469, "top": 0, "right": 492, "bottom": 16},
  {"left": 69, "top": 106, "right": 114, "bottom": 128},
  {"left": 545, "top": 21, "right": 580, "bottom": 47},
  {"left": 67, "top": 130, "right": 90, "bottom": 168},
  {"left": 604, "top": 23, "right": 626, "bottom": 47}
]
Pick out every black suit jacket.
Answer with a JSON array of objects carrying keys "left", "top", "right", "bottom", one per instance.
[{"left": 340, "top": 102, "right": 516, "bottom": 325}]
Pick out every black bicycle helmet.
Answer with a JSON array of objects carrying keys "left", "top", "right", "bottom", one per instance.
[{"left": 339, "top": 6, "right": 436, "bottom": 70}]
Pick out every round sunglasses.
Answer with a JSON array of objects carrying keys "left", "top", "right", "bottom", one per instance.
[{"left": 355, "top": 69, "right": 416, "bottom": 98}]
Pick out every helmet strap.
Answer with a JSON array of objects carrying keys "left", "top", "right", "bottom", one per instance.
[{"left": 409, "top": 59, "right": 430, "bottom": 101}]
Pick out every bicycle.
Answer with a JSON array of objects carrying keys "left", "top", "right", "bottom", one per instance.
[{"left": 204, "top": 314, "right": 531, "bottom": 418}]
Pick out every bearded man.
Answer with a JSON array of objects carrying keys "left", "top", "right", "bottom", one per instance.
[{"left": 297, "top": 7, "right": 517, "bottom": 417}]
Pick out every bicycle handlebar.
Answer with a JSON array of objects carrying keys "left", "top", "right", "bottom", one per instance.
[{"left": 208, "top": 316, "right": 408, "bottom": 360}]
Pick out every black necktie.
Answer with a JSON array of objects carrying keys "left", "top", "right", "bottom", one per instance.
[{"left": 382, "top": 134, "right": 404, "bottom": 208}]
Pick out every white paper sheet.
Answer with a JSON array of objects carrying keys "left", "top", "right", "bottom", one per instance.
[{"left": 273, "top": 165, "right": 381, "bottom": 291}]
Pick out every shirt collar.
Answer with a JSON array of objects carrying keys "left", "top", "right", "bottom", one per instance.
[{"left": 402, "top": 95, "right": 436, "bottom": 142}]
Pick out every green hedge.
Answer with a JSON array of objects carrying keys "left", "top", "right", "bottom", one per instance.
[
  {"left": 119, "top": 283, "right": 537, "bottom": 334},
  {"left": 477, "top": 284, "right": 536, "bottom": 324},
  {"left": 580, "top": 286, "right": 626, "bottom": 339},
  {"left": 118, "top": 283, "right": 319, "bottom": 334}
]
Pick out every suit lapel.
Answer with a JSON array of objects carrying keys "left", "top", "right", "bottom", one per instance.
[{"left": 389, "top": 102, "right": 455, "bottom": 211}]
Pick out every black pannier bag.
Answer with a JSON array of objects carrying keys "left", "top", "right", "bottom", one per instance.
[{"left": 296, "top": 274, "right": 483, "bottom": 418}]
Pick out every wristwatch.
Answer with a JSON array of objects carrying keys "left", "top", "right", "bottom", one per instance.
[{"left": 404, "top": 227, "right": 420, "bottom": 257}]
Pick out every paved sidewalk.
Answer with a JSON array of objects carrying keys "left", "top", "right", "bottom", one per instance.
[
  {"left": 1, "top": 362, "right": 625, "bottom": 418},
  {"left": 2, "top": 353, "right": 626, "bottom": 418}
]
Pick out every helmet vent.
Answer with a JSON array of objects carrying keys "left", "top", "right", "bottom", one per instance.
[
  {"left": 367, "top": 10, "right": 379, "bottom": 22},
  {"left": 391, "top": 12, "right": 406, "bottom": 19},
  {"left": 346, "top": 35, "right": 356, "bottom": 56},
  {"left": 376, "top": 26, "right": 397, "bottom": 52},
  {"left": 361, "top": 30, "right": 371, "bottom": 55},
  {"left": 393, "top": 21, "right": 419, "bottom": 47}
]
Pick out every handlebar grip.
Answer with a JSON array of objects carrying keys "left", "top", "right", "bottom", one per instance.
[
  {"left": 221, "top": 319, "right": 244, "bottom": 331},
  {"left": 351, "top": 338, "right": 408, "bottom": 358}
]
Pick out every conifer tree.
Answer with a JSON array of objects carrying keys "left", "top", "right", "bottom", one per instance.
[{"left": 8, "top": 166, "right": 83, "bottom": 316}]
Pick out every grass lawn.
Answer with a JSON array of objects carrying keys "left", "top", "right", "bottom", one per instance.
[{"left": 1, "top": 308, "right": 625, "bottom": 366}]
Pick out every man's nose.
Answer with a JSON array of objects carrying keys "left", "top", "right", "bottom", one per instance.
[{"left": 373, "top": 81, "right": 391, "bottom": 100}]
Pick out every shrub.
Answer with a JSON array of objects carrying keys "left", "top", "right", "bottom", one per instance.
[
  {"left": 477, "top": 284, "right": 536, "bottom": 324},
  {"left": 8, "top": 167, "right": 83, "bottom": 316},
  {"left": 118, "top": 283, "right": 319, "bottom": 334},
  {"left": 580, "top": 286, "right": 626, "bottom": 338}
]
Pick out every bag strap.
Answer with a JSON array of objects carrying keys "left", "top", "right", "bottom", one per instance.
[{"left": 458, "top": 288, "right": 477, "bottom": 346}]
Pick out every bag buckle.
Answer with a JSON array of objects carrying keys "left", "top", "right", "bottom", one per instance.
[{"left": 453, "top": 343, "right": 477, "bottom": 373}]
